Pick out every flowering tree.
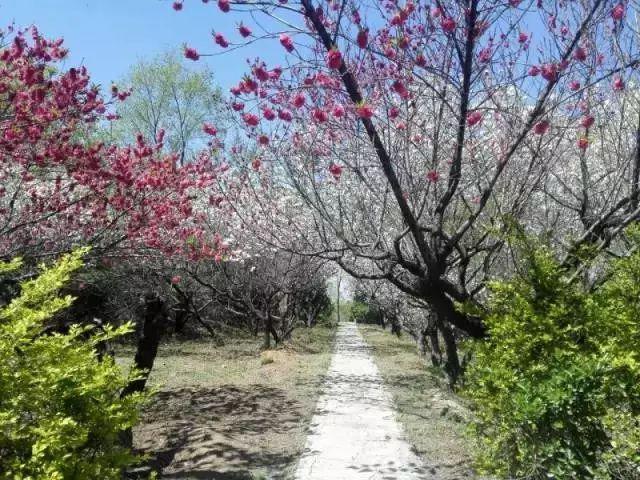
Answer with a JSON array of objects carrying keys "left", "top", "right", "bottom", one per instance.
[
  {"left": 0, "top": 26, "right": 233, "bottom": 412},
  {"left": 173, "top": 0, "right": 640, "bottom": 356},
  {"left": 0, "top": 27, "right": 223, "bottom": 263}
]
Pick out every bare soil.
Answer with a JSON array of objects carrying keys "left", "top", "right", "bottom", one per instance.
[{"left": 116, "top": 326, "right": 336, "bottom": 479}]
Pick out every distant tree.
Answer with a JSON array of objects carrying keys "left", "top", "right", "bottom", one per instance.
[{"left": 107, "top": 51, "right": 226, "bottom": 165}]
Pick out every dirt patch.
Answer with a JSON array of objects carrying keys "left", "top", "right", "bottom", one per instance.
[{"left": 116, "top": 326, "right": 336, "bottom": 479}]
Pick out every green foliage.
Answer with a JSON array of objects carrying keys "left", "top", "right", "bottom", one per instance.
[
  {"left": 349, "top": 300, "right": 369, "bottom": 323},
  {"left": 465, "top": 242, "right": 640, "bottom": 479},
  {"left": 350, "top": 289, "right": 382, "bottom": 324},
  {"left": 103, "top": 50, "right": 225, "bottom": 163},
  {"left": 0, "top": 250, "right": 148, "bottom": 480}
]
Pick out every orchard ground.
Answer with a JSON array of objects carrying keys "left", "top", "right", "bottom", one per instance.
[
  {"left": 360, "top": 325, "right": 474, "bottom": 479},
  {"left": 117, "top": 321, "right": 474, "bottom": 479}
]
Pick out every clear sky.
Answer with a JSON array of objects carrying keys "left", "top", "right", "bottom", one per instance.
[{"left": 0, "top": 0, "right": 286, "bottom": 93}]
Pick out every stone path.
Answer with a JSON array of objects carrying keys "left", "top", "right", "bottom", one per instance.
[{"left": 294, "top": 322, "right": 436, "bottom": 480}]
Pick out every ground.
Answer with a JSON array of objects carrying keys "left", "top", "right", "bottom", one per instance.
[
  {"left": 116, "top": 325, "right": 336, "bottom": 480},
  {"left": 358, "top": 324, "right": 475, "bottom": 479},
  {"left": 116, "top": 323, "right": 475, "bottom": 479}
]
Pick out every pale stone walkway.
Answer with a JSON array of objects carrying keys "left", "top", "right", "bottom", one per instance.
[{"left": 294, "top": 322, "right": 436, "bottom": 480}]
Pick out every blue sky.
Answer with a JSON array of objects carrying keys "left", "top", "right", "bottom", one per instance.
[{"left": 0, "top": 0, "right": 286, "bottom": 92}]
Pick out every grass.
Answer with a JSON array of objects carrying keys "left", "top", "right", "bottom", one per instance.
[
  {"left": 358, "top": 324, "right": 476, "bottom": 479},
  {"left": 116, "top": 325, "right": 336, "bottom": 480}
]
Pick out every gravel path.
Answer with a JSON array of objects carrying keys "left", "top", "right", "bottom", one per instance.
[{"left": 294, "top": 322, "right": 437, "bottom": 480}]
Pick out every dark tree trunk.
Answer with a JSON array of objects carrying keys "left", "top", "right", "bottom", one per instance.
[
  {"left": 306, "top": 311, "right": 315, "bottom": 328},
  {"left": 120, "top": 293, "right": 168, "bottom": 447},
  {"left": 390, "top": 317, "right": 402, "bottom": 337},
  {"left": 428, "top": 327, "right": 443, "bottom": 367},
  {"left": 263, "top": 314, "right": 279, "bottom": 349},
  {"left": 418, "top": 323, "right": 443, "bottom": 367},
  {"left": 174, "top": 305, "right": 188, "bottom": 334},
  {"left": 417, "top": 329, "right": 427, "bottom": 357},
  {"left": 436, "top": 319, "right": 461, "bottom": 388},
  {"left": 263, "top": 316, "right": 271, "bottom": 349}
]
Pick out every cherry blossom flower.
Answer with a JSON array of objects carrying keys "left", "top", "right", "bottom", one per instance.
[
  {"left": 392, "top": 80, "right": 409, "bottom": 99},
  {"left": 612, "top": 3, "right": 625, "bottom": 21},
  {"left": 280, "top": 33, "right": 294, "bottom": 52},
  {"left": 331, "top": 104, "right": 345, "bottom": 118},
  {"left": 540, "top": 63, "right": 558, "bottom": 82},
  {"left": 278, "top": 109, "right": 293, "bottom": 122},
  {"left": 356, "top": 103, "right": 374, "bottom": 119},
  {"left": 312, "top": 108, "right": 328, "bottom": 123},
  {"left": 238, "top": 23, "right": 252, "bottom": 37},
  {"left": 534, "top": 120, "right": 550, "bottom": 134},
  {"left": 581, "top": 115, "right": 595, "bottom": 128},
  {"left": 214, "top": 33, "right": 229, "bottom": 48},
  {"left": 357, "top": 29, "right": 368, "bottom": 49},
  {"left": 243, "top": 112, "right": 260, "bottom": 126},
  {"left": 573, "top": 46, "right": 587, "bottom": 62},
  {"left": 184, "top": 46, "right": 200, "bottom": 61},
  {"left": 203, "top": 123, "right": 218, "bottom": 135},
  {"left": 577, "top": 136, "right": 589, "bottom": 150},
  {"left": 426, "top": 170, "right": 440, "bottom": 182},
  {"left": 329, "top": 163, "right": 343, "bottom": 180},
  {"left": 326, "top": 49, "right": 342, "bottom": 69},
  {"left": 466, "top": 111, "right": 483, "bottom": 127},
  {"left": 441, "top": 17, "right": 456, "bottom": 33},
  {"left": 292, "top": 92, "right": 306, "bottom": 108},
  {"left": 263, "top": 107, "right": 276, "bottom": 120}
]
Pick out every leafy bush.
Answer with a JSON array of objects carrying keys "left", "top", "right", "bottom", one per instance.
[
  {"left": 0, "top": 250, "right": 148, "bottom": 480},
  {"left": 465, "top": 240, "right": 640, "bottom": 479},
  {"left": 350, "top": 289, "right": 383, "bottom": 324}
]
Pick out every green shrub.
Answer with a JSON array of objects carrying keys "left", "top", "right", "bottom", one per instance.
[
  {"left": 465, "top": 241, "right": 640, "bottom": 479},
  {"left": 0, "top": 250, "right": 148, "bottom": 480}
]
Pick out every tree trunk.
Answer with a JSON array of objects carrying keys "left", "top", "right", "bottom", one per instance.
[
  {"left": 263, "top": 316, "right": 271, "bottom": 349},
  {"left": 390, "top": 316, "right": 402, "bottom": 337},
  {"left": 336, "top": 274, "right": 341, "bottom": 323},
  {"left": 306, "top": 311, "right": 315, "bottom": 328},
  {"left": 417, "top": 329, "right": 427, "bottom": 357},
  {"left": 120, "top": 292, "right": 168, "bottom": 447},
  {"left": 436, "top": 319, "right": 461, "bottom": 387},
  {"left": 174, "top": 304, "right": 188, "bottom": 334},
  {"left": 428, "top": 327, "right": 443, "bottom": 367},
  {"left": 418, "top": 325, "right": 443, "bottom": 368}
]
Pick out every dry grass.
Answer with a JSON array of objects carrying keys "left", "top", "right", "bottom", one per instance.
[
  {"left": 358, "top": 324, "right": 477, "bottom": 479},
  {"left": 116, "top": 325, "right": 336, "bottom": 480}
]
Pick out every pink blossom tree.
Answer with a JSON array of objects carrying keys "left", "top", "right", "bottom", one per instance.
[
  {"left": 174, "top": 0, "right": 640, "bottom": 379},
  {"left": 0, "top": 27, "right": 224, "bottom": 262},
  {"left": 0, "top": 26, "right": 229, "bottom": 402}
]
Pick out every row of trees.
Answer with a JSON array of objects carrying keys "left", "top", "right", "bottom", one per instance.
[
  {"left": 171, "top": 0, "right": 640, "bottom": 376},
  {"left": 3, "top": 0, "right": 640, "bottom": 474},
  {"left": 0, "top": 27, "right": 334, "bottom": 478},
  {"left": 168, "top": 0, "right": 640, "bottom": 476}
]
